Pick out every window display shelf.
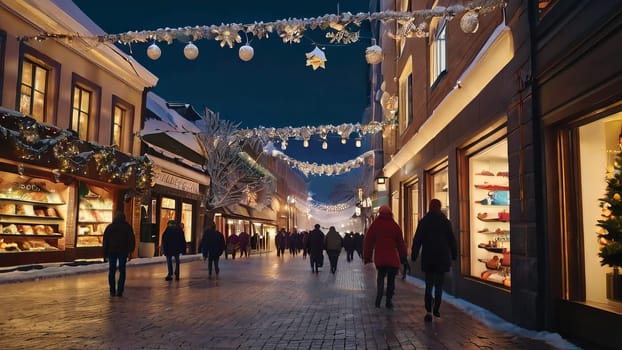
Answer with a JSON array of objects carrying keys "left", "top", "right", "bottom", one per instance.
[
  {"left": 0, "top": 198, "right": 65, "bottom": 206},
  {"left": 0, "top": 215, "right": 63, "bottom": 223},
  {"left": 469, "top": 139, "right": 510, "bottom": 288}
]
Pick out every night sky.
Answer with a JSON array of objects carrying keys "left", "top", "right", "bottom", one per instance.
[{"left": 72, "top": 0, "right": 375, "bottom": 203}]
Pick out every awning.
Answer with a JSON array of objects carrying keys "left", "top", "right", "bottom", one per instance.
[{"left": 219, "top": 204, "right": 276, "bottom": 223}]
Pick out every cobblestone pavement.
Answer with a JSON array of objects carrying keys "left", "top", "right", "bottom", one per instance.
[{"left": 0, "top": 252, "right": 573, "bottom": 350}]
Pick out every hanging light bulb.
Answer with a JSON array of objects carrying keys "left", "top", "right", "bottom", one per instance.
[
  {"left": 147, "top": 42, "right": 161, "bottom": 60},
  {"left": 303, "top": 139, "right": 309, "bottom": 148},
  {"left": 355, "top": 135, "right": 362, "bottom": 148},
  {"left": 281, "top": 141, "right": 287, "bottom": 150},
  {"left": 184, "top": 42, "right": 199, "bottom": 60},
  {"left": 322, "top": 140, "right": 328, "bottom": 149},
  {"left": 341, "top": 137, "right": 347, "bottom": 144}
]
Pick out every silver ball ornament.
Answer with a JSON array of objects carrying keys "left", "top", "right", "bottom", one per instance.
[
  {"left": 147, "top": 43, "right": 161, "bottom": 60},
  {"left": 365, "top": 44, "right": 384, "bottom": 64},
  {"left": 460, "top": 11, "right": 480, "bottom": 34},
  {"left": 183, "top": 42, "right": 199, "bottom": 60},
  {"left": 239, "top": 44, "right": 254, "bottom": 61}
]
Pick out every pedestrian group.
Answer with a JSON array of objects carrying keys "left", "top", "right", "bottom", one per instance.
[{"left": 102, "top": 198, "right": 457, "bottom": 322}]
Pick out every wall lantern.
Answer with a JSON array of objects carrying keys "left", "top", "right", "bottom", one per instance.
[{"left": 375, "top": 176, "right": 388, "bottom": 192}]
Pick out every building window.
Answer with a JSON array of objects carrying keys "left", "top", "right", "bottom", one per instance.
[
  {"left": 181, "top": 202, "right": 193, "bottom": 244},
  {"left": 71, "top": 85, "right": 91, "bottom": 140},
  {"left": 19, "top": 57, "right": 48, "bottom": 122},
  {"left": 428, "top": 162, "right": 449, "bottom": 219},
  {"left": 467, "top": 138, "right": 511, "bottom": 288},
  {"left": 430, "top": 18, "right": 447, "bottom": 87},
  {"left": 112, "top": 105, "right": 124, "bottom": 148},
  {"left": 111, "top": 96, "right": 135, "bottom": 151},
  {"left": 576, "top": 113, "right": 622, "bottom": 311},
  {"left": 398, "top": 57, "right": 413, "bottom": 134}
]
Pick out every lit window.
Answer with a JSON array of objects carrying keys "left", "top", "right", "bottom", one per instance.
[
  {"left": 72, "top": 85, "right": 91, "bottom": 140},
  {"left": 399, "top": 57, "right": 413, "bottom": 134},
  {"left": 112, "top": 105, "right": 125, "bottom": 147},
  {"left": 430, "top": 18, "right": 447, "bottom": 86},
  {"left": 19, "top": 58, "right": 48, "bottom": 122}
]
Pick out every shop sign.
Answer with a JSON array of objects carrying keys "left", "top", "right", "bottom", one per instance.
[{"left": 154, "top": 171, "right": 199, "bottom": 193}]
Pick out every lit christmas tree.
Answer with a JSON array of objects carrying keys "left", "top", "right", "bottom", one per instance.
[{"left": 598, "top": 149, "right": 622, "bottom": 269}]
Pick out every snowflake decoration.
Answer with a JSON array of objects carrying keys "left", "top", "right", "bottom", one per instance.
[
  {"left": 276, "top": 20, "right": 305, "bottom": 44},
  {"left": 325, "top": 30, "right": 359, "bottom": 44},
  {"left": 211, "top": 24, "right": 242, "bottom": 48}
]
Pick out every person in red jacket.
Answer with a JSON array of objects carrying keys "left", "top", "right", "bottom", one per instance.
[
  {"left": 411, "top": 199, "right": 457, "bottom": 322},
  {"left": 364, "top": 205, "right": 407, "bottom": 309}
]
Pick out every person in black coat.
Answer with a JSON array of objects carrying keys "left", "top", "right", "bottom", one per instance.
[
  {"left": 343, "top": 232, "right": 356, "bottom": 262},
  {"left": 411, "top": 199, "right": 457, "bottom": 322},
  {"left": 200, "top": 221, "right": 226, "bottom": 279},
  {"left": 102, "top": 211, "right": 136, "bottom": 297},
  {"left": 161, "top": 220, "right": 187, "bottom": 281},
  {"left": 306, "top": 224, "right": 325, "bottom": 273}
]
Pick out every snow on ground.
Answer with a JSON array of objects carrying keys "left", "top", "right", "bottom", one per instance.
[
  {"left": 0, "top": 255, "right": 581, "bottom": 349},
  {"left": 405, "top": 276, "right": 582, "bottom": 350}
]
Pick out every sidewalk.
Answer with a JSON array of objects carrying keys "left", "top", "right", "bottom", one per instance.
[{"left": 0, "top": 252, "right": 582, "bottom": 349}]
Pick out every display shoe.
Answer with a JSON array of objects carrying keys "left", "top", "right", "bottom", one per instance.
[
  {"left": 486, "top": 256, "right": 501, "bottom": 269},
  {"left": 424, "top": 313, "right": 433, "bottom": 322}
]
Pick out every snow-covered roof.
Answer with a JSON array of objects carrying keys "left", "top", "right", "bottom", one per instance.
[
  {"left": 142, "top": 92, "right": 206, "bottom": 162},
  {"left": 3, "top": 0, "right": 158, "bottom": 89}
]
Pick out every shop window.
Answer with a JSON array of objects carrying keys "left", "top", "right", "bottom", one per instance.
[
  {"left": 467, "top": 139, "right": 511, "bottom": 287},
  {"left": 404, "top": 179, "right": 420, "bottom": 252},
  {"left": 428, "top": 163, "right": 449, "bottom": 218},
  {"left": 0, "top": 169, "right": 68, "bottom": 253},
  {"left": 159, "top": 197, "right": 176, "bottom": 237},
  {"left": 577, "top": 114, "right": 622, "bottom": 310},
  {"left": 76, "top": 183, "right": 114, "bottom": 247},
  {"left": 19, "top": 57, "right": 49, "bottom": 122},
  {"left": 181, "top": 202, "right": 192, "bottom": 243}
]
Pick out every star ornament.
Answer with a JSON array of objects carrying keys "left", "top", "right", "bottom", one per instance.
[{"left": 305, "top": 46, "right": 327, "bottom": 70}]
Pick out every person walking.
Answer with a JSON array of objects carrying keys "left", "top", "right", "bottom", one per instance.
[
  {"left": 225, "top": 232, "right": 239, "bottom": 260},
  {"left": 363, "top": 205, "right": 407, "bottom": 309},
  {"left": 275, "top": 228, "right": 286, "bottom": 257},
  {"left": 238, "top": 231, "right": 250, "bottom": 258},
  {"left": 306, "top": 224, "right": 325, "bottom": 273},
  {"left": 201, "top": 221, "right": 226, "bottom": 279},
  {"left": 102, "top": 211, "right": 136, "bottom": 297},
  {"left": 324, "top": 226, "right": 343, "bottom": 274},
  {"left": 411, "top": 199, "right": 457, "bottom": 322},
  {"left": 343, "top": 231, "right": 355, "bottom": 262},
  {"left": 161, "top": 220, "right": 186, "bottom": 281}
]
